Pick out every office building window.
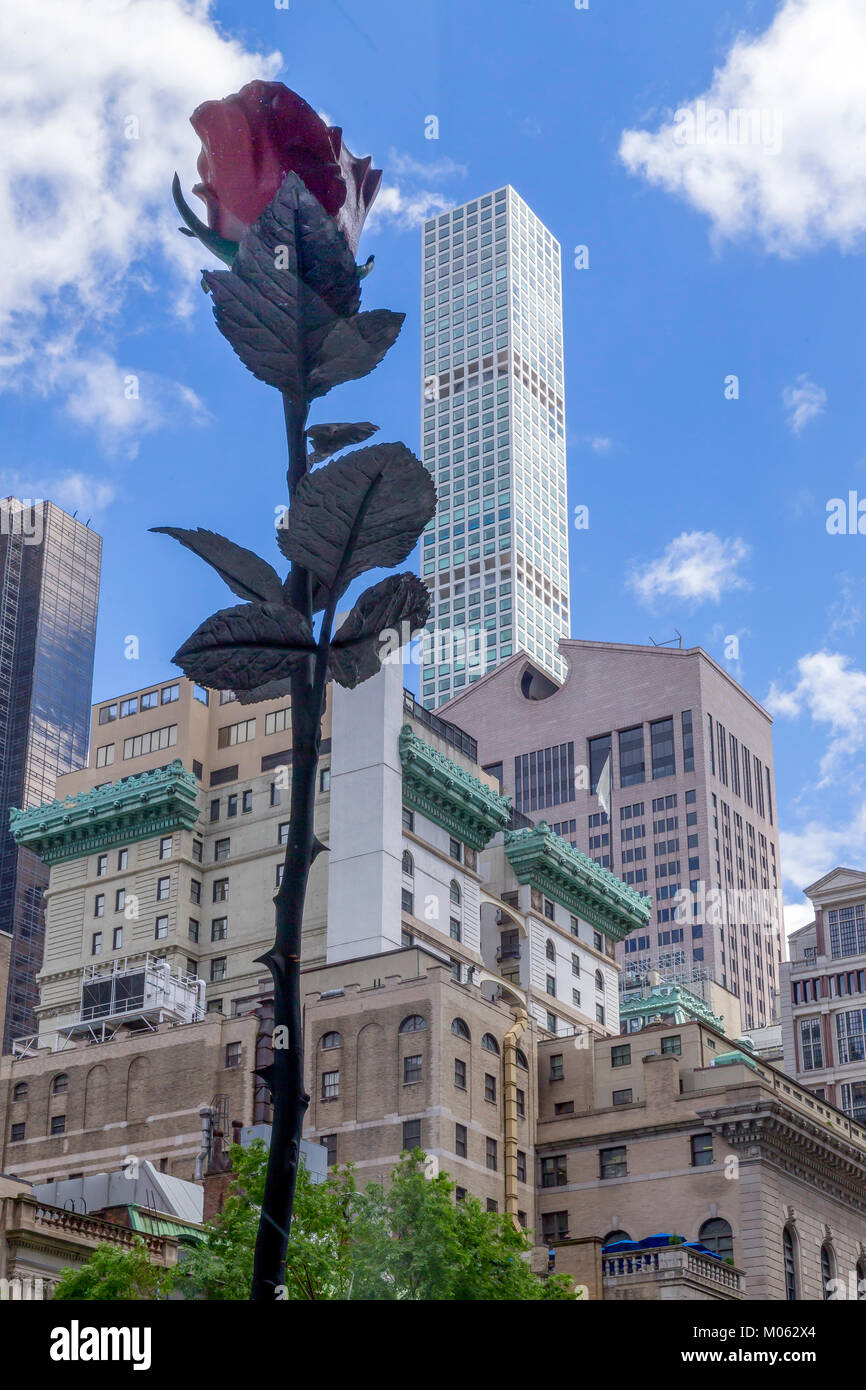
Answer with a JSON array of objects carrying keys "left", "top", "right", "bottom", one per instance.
[
  {"left": 542, "top": 1211, "right": 568, "bottom": 1241},
  {"left": 600, "top": 1146, "right": 627, "bottom": 1179},
  {"left": 154, "top": 916, "right": 168, "bottom": 939},
  {"left": 94, "top": 894, "right": 104, "bottom": 918},
  {"left": 681, "top": 710, "right": 695, "bottom": 772},
  {"left": 322, "top": 1070, "right": 340, "bottom": 1100},
  {"left": 91, "top": 931, "right": 102, "bottom": 955},
  {"left": 403, "top": 1119, "right": 421, "bottom": 1150},
  {"left": 619, "top": 727, "right": 645, "bottom": 787},
  {"left": 484, "top": 1073, "right": 496, "bottom": 1103},
  {"left": 159, "top": 835, "right": 173, "bottom": 860},
  {"left": 455, "top": 1123, "right": 467, "bottom": 1157},
  {"left": 113, "top": 926, "right": 122, "bottom": 950},
  {"left": 454, "top": 1057, "right": 467, "bottom": 1090},
  {"left": 213, "top": 879, "right": 229, "bottom": 903},
  {"left": 214, "top": 838, "right": 230, "bottom": 862},
  {"left": 650, "top": 717, "right": 676, "bottom": 779},
  {"left": 691, "top": 1133, "right": 713, "bottom": 1166},
  {"left": 613, "top": 1089, "right": 633, "bottom": 1106},
  {"left": 588, "top": 733, "right": 612, "bottom": 795},
  {"left": 486, "top": 1137, "right": 497, "bottom": 1171},
  {"left": 211, "top": 917, "right": 228, "bottom": 942},
  {"left": 156, "top": 876, "right": 170, "bottom": 901},
  {"left": 661, "top": 1035, "right": 682, "bottom": 1056},
  {"left": 403, "top": 1055, "right": 423, "bottom": 1085},
  {"left": 800, "top": 1017, "right": 823, "bottom": 1070},
  {"left": 225, "top": 1042, "right": 242, "bottom": 1069},
  {"left": 541, "top": 1155, "right": 567, "bottom": 1188}
]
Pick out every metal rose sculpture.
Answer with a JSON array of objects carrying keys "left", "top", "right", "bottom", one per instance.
[{"left": 157, "top": 81, "right": 435, "bottom": 1301}]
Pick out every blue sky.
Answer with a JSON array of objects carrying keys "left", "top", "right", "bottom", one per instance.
[{"left": 3, "top": 0, "right": 865, "bottom": 928}]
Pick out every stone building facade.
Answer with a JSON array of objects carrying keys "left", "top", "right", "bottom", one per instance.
[{"left": 781, "top": 866, "right": 866, "bottom": 1126}]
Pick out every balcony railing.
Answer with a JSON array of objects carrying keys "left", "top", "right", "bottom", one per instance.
[
  {"left": 496, "top": 945, "right": 521, "bottom": 962},
  {"left": 603, "top": 1247, "right": 744, "bottom": 1295}
]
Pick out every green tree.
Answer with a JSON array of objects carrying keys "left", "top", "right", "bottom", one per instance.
[
  {"left": 350, "top": 1153, "right": 575, "bottom": 1301},
  {"left": 52, "top": 1238, "right": 168, "bottom": 1301}
]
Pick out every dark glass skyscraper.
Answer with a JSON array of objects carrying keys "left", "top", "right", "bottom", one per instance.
[{"left": 0, "top": 498, "right": 101, "bottom": 1048}]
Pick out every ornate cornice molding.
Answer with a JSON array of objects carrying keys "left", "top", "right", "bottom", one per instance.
[
  {"left": 504, "top": 822, "right": 652, "bottom": 941},
  {"left": 9, "top": 760, "right": 200, "bottom": 864},
  {"left": 619, "top": 984, "right": 724, "bottom": 1031},
  {"left": 399, "top": 724, "right": 511, "bottom": 851},
  {"left": 700, "top": 1100, "right": 866, "bottom": 1211}
]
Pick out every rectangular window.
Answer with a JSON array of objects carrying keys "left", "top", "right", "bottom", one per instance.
[
  {"left": 454, "top": 1057, "right": 467, "bottom": 1090},
  {"left": 122, "top": 724, "right": 177, "bottom": 759},
  {"left": 209, "top": 799, "right": 220, "bottom": 822},
  {"left": 211, "top": 917, "right": 228, "bottom": 942},
  {"left": 91, "top": 931, "right": 102, "bottom": 955},
  {"left": 242, "top": 789, "right": 253, "bottom": 813},
  {"left": 97, "top": 854, "right": 108, "bottom": 877},
  {"left": 541, "top": 1211, "right": 568, "bottom": 1241},
  {"left": 486, "top": 1137, "right": 498, "bottom": 1171},
  {"left": 455, "top": 1123, "right": 467, "bottom": 1157},
  {"left": 214, "top": 838, "right": 230, "bottom": 862},
  {"left": 403, "top": 1119, "right": 421, "bottom": 1150},
  {"left": 549, "top": 1053, "right": 564, "bottom": 1081},
  {"left": 611, "top": 1044, "right": 631, "bottom": 1068},
  {"left": 322, "top": 1134, "right": 337, "bottom": 1167},
  {"left": 115, "top": 888, "right": 125, "bottom": 912},
  {"left": 159, "top": 835, "right": 173, "bottom": 860},
  {"left": 140, "top": 691, "right": 158, "bottom": 710},
  {"left": 449, "top": 836, "right": 462, "bottom": 862},
  {"left": 192, "top": 839, "right": 202, "bottom": 863},
  {"left": 218, "top": 719, "right": 256, "bottom": 748},
  {"left": 588, "top": 733, "right": 612, "bottom": 795},
  {"left": 546, "top": 973, "right": 556, "bottom": 996},
  {"left": 98, "top": 704, "right": 117, "bottom": 724},
  {"left": 265, "top": 707, "right": 291, "bottom": 736},
  {"left": 613, "top": 1088, "right": 633, "bottom": 1106},
  {"left": 94, "top": 894, "right": 104, "bottom": 917},
  {"left": 227, "top": 794, "right": 238, "bottom": 818},
  {"left": 618, "top": 727, "right": 645, "bottom": 787},
  {"left": 322, "top": 1070, "right": 340, "bottom": 1100},
  {"left": 403, "top": 1054, "right": 423, "bottom": 1084},
  {"left": 156, "top": 876, "right": 170, "bottom": 901},
  {"left": 213, "top": 879, "right": 229, "bottom": 902},
  {"left": 691, "top": 1133, "right": 714, "bottom": 1166},
  {"left": 51, "top": 1115, "right": 66, "bottom": 1135},
  {"left": 270, "top": 782, "right": 281, "bottom": 807},
  {"left": 154, "top": 915, "right": 168, "bottom": 939},
  {"left": 661, "top": 1035, "right": 682, "bottom": 1056},
  {"left": 188, "top": 919, "right": 200, "bottom": 943},
  {"left": 401, "top": 888, "right": 414, "bottom": 915},
  {"left": 225, "top": 1042, "right": 242, "bottom": 1068},
  {"left": 402, "top": 806, "right": 414, "bottom": 832},
  {"left": 513, "top": 741, "right": 576, "bottom": 812},
  {"left": 161, "top": 684, "right": 179, "bottom": 704},
  {"left": 117, "top": 848, "right": 128, "bottom": 871},
  {"left": 835, "top": 1008, "right": 866, "bottom": 1065},
  {"left": 600, "top": 1145, "right": 627, "bottom": 1179},
  {"left": 650, "top": 717, "right": 676, "bottom": 779},
  {"left": 516, "top": 1087, "right": 526, "bottom": 1118},
  {"left": 319, "top": 768, "right": 330, "bottom": 793},
  {"left": 190, "top": 879, "right": 201, "bottom": 905},
  {"left": 96, "top": 743, "right": 114, "bottom": 767},
  {"left": 516, "top": 1150, "right": 526, "bottom": 1183},
  {"left": 484, "top": 1073, "right": 497, "bottom": 1103},
  {"left": 799, "top": 1017, "right": 823, "bottom": 1070},
  {"left": 681, "top": 710, "right": 695, "bottom": 773},
  {"left": 112, "top": 926, "right": 122, "bottom": 950},
  {"left": 210, "top": 956, "right": 227, "bottom": 981},
  {"left": 541, "top": 1155, "right": 567, "bottom": 1188}
]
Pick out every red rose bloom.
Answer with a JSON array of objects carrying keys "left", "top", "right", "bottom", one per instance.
[{"left": 191, "top": 80, "right": 381, "bottom": 254}]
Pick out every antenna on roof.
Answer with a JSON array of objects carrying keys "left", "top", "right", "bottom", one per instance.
[{"left": 649, "top": 631, "right": 683, "bottom": 649}]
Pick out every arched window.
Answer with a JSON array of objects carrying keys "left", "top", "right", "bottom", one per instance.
[
  {"left": 401, "top": 850, "right": 413, "bottom": 877},
  {"left": 783, "top": 1225, "right": 798, "bottom": 1300},
  {"left": 12, "top": 1081, "right": 27, "bottom": 1102},
  {"left": 51, "top": 1074, "right": 69, "bottom": 1096},
  {"left": 603, "top": 1229, "right": 632, "bottom": 1246},
  {"left": 856, "top": 1258, "right": 866, "bottom": 1300},
  {"left": 449, "top": 879, "right": 461, "bottom": 905},
  {"left": 481, "top": 1033, "right": 500, "bottom": 1056},
  {"left": 321, "top": 1031, "right": 341, "bottom": 1050},
  {"left": 594, "top": 969, "right": 604, "bottom": 992},
  {"left": 451, "top": 1017, "right": 471, "bottom": 1041},
  {"left": 699, "top": 1218, "right": 733, "bottom": 1261},
  {"left": 399, "top": 1014, "right": 427, "bottom": 1034},
  {"left": 821, "top": 1243, "right": 835, "bottom": 1300},
  {"left": 545, "top": 938, "right": 555, "bottom": 962},
  {"left": 515, "top": 1047, "right": 528, "bottom": 1069}
]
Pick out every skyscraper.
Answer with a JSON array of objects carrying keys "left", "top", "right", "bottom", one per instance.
[
  {"left": 441, "top": 639, "right": 784, "bottom": 1034},
  {"left": 419, "top": 187, "right": 570, "bottom": 709},
  {"left": 0, "top": 498, "right": 101, "bottom": 1048}
]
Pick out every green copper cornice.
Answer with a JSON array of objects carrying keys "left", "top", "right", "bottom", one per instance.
[
  {"left": 9, "top": 760, "right": 200, "bottom": 864},
  {"left": 400, "top": 724, "right": 511, "bottom": 851},
  {"left": 620, "top": 984, "right": 724, "bottom": 1031},
  {"left": 504, "top": 821, "right": 651, "bottom": 941}
]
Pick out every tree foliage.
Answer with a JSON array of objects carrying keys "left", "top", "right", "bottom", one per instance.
[{"left": 52, "top": 1237, "right": 169, "bottom": 1301}]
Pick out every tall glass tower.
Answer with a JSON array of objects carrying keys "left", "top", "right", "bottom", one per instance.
[
  {"left": 419, "top": 186, "right": 570, "bottom": 709},
  {"left": 0, "top": 499, "right": 101, "bottom": 1048}
]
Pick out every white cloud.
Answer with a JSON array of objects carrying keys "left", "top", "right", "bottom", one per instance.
[
  {"left": 780, "top": 802, "right": 866, "bottom": 893},
  {"left": 367, "top": 184, "right": 453, "bottom": 232},
  {"left": 387, "top": 150, "right": 468, "bottom": 182},
  {"left": 783, "top": 373, "right": 826, "bottom": 432},
  {"left": 627, "top": 531, "right": 750, "bottom": 607},
  {"left": 783, "top": 899, "right": 814, "bottom": 939},
  {"left": 0, "top": 0, "right": 280, "bottom": 437},
  {"left": 619, "top": 0, "right": 866, "bottom": 254},
  {"left": 766, "top": 650, "right": 866, "bottom": 778},
  {"left": 0, "top": 467, "right": 117, "bottom": 517}
]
